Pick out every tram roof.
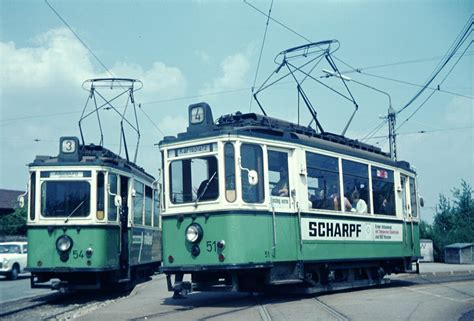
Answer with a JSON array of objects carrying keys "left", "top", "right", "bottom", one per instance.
[
  {"left": 30, "top": 138, "right": 154, "bottom": 181},
  {"left": 160, "top": 107, "right": 414, "bottom": 173}
]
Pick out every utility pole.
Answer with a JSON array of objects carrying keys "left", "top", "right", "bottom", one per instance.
[
  {"left": 387, "top": 107, "right": 397, "bottom": 161},
  {"left": 322, "top": 69, "right": 397, "bottom": 160}
]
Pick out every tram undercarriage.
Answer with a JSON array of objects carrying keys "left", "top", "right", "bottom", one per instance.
[
  {"left": 30, "top": 262, "right": 160, "bottom": 291},
  {"left": 166, "top": 258, "right": 418, "bottom": 297}
]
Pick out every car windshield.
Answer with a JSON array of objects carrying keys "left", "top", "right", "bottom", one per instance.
[
  {"left": 0, "top": 245, "right": 21, "bottom": 254},
  {"left": 41, "top": 181, "right": 90, "bottom": 217}
]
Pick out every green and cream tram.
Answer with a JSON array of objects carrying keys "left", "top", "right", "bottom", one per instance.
[
  {"left": 160, "top": 102, "right": 421, "bottom": 295},
  {"left": 25, "top": 137, "right": 161, "bottom": 290}
]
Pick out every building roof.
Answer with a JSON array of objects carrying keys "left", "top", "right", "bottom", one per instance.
[
  {"left": 0, "top": 189, "right": 25, "bottom": 210},
  {"left": 445, "top": 243, "right": 474, "bottom": 249}
]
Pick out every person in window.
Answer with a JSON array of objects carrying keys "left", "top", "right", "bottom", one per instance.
[
  {"left": 376, "top": 195, "right": 393, "bottom": 215},
  {"left": 350, "top": 190, "right": 368, "bottom": 214},
  {"left": 196, "top": 160, "right": 219, "bottom": 201},
  {"left": 197, "top": 176, "right": 218, "bottom": 201},
  {"left": 312, "top": 189, "right": 332, "bottom": 209},
  {"left": 271, "top": 167, "right": 289, "bottom": 197},
  {"left": 330, "top": 185, "right": 351, "bottom": 211}
]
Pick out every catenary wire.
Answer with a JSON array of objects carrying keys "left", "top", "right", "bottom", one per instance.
[
  {"left": 243, "top": 0, "right": 312, "bottom": 43},
  {"left": 44, "top": 0, "right": 115, "bottom": 78},
  {"left": 365, "top": 125, "right": 474, "bottom": 140},
  {"left": 249, "top": 0, "right": 274, "bottom": 112}
]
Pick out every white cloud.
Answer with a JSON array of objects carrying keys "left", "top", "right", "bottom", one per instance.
[
  {"left": 157, "top": 115, "right": 188, "bottom": 136},
  {"left": 0, "top": 27, "right": 188, "bottom": 190},
  {"left": 0, "top": 27, "right": 187, "bottom": 99},
  {"left": 0, "top": 28, "right": 94, "bottom": 89},
  {"left": 199, "top": 52, "right": 251, "bottom": 95},
  {"left": 107, "top": 61, "right": 187, "bottom": 100}
]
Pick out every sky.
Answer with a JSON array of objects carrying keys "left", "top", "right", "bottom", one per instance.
[{"left": 1, "top": 0, "right": 472, "bottom": 223}]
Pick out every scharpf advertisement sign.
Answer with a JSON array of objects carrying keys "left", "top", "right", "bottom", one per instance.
[{"left": 301, "top": 217, "right": 403, "bottom": 242}]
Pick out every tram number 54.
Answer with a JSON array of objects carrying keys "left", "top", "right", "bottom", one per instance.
[{"left": 73, "top": 250, "right": 84, "bottom": 259}]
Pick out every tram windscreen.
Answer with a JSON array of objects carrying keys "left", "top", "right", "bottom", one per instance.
[
  {"left": 41, "top": 181, "right": 90, "bottom": 217},
  {"left": 169, "top": 156, "right": 219, "bottom": 204}
]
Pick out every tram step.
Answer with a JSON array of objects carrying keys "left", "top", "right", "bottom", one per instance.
[{"left": 269, "top": 279, "right": 303, "bottom": 285}]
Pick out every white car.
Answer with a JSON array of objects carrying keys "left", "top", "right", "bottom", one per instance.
[{"left": 0, "top": 242, "right": 28, "bottom": 280}]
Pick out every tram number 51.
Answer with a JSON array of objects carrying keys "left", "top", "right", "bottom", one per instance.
[
  {"left": 73, "top": 250, "right": 84, "bottom": 259},
  {"left": 206, "top": 241, "right": 217, "bottom": 252}
]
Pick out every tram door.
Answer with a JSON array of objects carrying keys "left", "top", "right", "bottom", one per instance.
[
  {"left": 119, "top": 176, "right": 130, "bottom": 276},
  {"left": 400, "top": 175, "right": 409, "bottom": 218}
]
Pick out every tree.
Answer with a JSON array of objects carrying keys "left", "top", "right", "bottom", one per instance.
[
  {"left": 431, "top": 180, "right": 474, "bottom": 261},
  {"left": 419, "top": 219, "right": 433, "bottom": 240},
  {"left": 0, "top": 206, "right": 27, "bottom": 236}
]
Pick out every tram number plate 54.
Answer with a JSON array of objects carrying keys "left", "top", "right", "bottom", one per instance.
[{"left": 72, "top": 250, "right": 84, "bottom": 259}]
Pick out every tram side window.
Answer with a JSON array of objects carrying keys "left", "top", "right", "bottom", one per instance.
[
  {"left": 342, "top": 160, "right": 369, "bottom": 214},
  {"left": 169, "top": 156, "right": 219, "bottom": 204},
  {"left": 134, "top": 181, "right": 144, "bottom": 224},
  {"left": 153, "top": 190, "right": 160, "bottom": 227},
  {"left": 240, "top": 144, "right": 264, "bottom": 203},
  {"left": 268, "top": 150, "right": 289, "bottom": 197},
  {"left": 409, "top": 177, "right": 418, "bottom": 217},
  {"left": 372, "top": 167, "right": 395, "bottom": 215},
  {"left": 29, "top": 172, "right": 36, "bottom": 220},
  {"left": 306, "top": 152, "right": 340, "bottom": 211},
  {"left": 145, "top": 186, "right": 152, "bottom": 226},
  {"left": 224, "top": 143, "right": 236, "bottom": 202},
  {"left": 97, "top": 172, "right": 105, "bottom": 220},
  {"left": 108, "top": 174, "right": 118, "bottom": 221}
]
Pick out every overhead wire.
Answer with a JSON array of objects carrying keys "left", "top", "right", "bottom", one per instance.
[
  {"left": 396, "top": 39, "right": 473, "bottom": 131},
  {"left": 243, "top": 0, "right": 311, "bottom": 43},
  {"left": 339, "top": 51, "right": 474, "bottom": 75},
  {"left": 249, "top": 0, "right": 274, "bottom": 112},
  {"left": 44, "top": 0, "right": 115, "bottom": 78},
  {"left": 356, "top": 71, "right": 473, "bottom": 100},
  {"left": 44, "top": 0, "right": 165, "bottom": 138},
  {"left": 397, "top": 15, "right": 473, "bottom": 116},
  {"left": 366, "top": 125, "right": 474, "bottom": 140}
]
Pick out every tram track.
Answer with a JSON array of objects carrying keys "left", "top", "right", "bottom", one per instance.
[
  {"left": 0, "top": 292, "right": 65, "bottom": 318},
  {"left": 254, "top": 294, "right": 273, "bottom": 321},
  {"left": 312, "top": 298, "right": 350, "bottom": 321},
  {"left": 0, "top": 287, "right": 134, "bottom": 320}
]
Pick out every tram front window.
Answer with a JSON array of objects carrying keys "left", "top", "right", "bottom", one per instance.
[
  {"left": 170, "top": 156, "right": 219, "bottom": 204},
  {"left": 241, "top": 144, "right": 264, "bottom": 203},
  {"left": 41, "top": 181, "right": 90, "bottom": 217}
]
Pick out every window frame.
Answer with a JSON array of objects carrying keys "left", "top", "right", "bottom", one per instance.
[
  {"left": 240, "top": 143, "right": 265, "bottom": 204},
  {"left": 133, "top": 180, "right": 145, "bottom": 225},
  {"left": 39, "top": 179, "right": 92, "bottom": 218},
  {"left": 168, "top": 154, "right": 220, "bottom": 205},
  {"left": 306, "top": 151, "right": 341, "bottom": 212}
]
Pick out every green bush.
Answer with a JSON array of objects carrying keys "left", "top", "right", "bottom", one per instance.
[{"left": 0, "top": 206, "right": 27, "bottom": 236}]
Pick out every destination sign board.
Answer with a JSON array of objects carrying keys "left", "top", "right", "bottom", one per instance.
[
  {"left": 42, "top": 171, "right": 91, "bottom": 178},
  {"left": 173, "top": 144, "right": 212, "bottom": 157}
]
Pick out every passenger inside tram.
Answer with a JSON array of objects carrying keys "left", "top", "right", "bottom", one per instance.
[
  {"left": 271, "top": 167, "right": 289, "bottom": 197},
  {"left": 350, "top": 190, "right": 368, "bottom": 214}
]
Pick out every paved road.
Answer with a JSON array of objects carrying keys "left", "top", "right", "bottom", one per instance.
[
  {"left": 0, "top": 275, "right": 50, "bottom": 304},
  {"left": 70, "top": 274, "right": 474, "bottom": 321}
]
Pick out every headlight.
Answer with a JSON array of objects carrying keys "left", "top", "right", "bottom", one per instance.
[
  {"left": 185, "top": 223, "right": 203, "bottom": 243},
  {"left": 56, "top": 235, "right": 73, "bottom": 252}
]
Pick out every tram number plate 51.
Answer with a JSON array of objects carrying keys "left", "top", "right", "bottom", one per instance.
[{"left": 206, "top": 241, "right": 217, "bottom": 252}]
